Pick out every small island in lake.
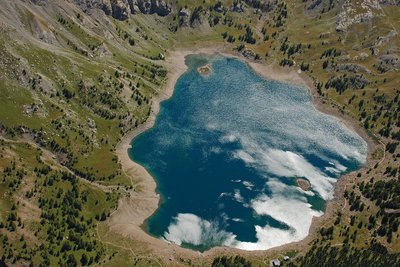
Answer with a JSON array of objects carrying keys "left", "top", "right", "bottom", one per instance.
[
  {"left": 197, "top": 64, "right": 212, "bottom": 76},
  {"left": 296, "top": 178, "right": 311, "bottom": 191}
]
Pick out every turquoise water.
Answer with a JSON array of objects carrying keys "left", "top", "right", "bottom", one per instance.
[{"left": 129, "top": 55, "right": 367, "bottom": 251}]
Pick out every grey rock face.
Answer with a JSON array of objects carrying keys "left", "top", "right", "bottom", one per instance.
[
  {"left": 336, "top": 0, "right": 382, "bottom": 32},
  {"left": 151, "top": 0, "right": 171, "bottom": 16},
  {"left": 241, "top": 48, "right": 257, "bottom": 60},
  {"left": 374, "top": 30, "right": 397, "bottom": 47},
  {"left": 231, "top": 2, "right": 245, "bottom": 12},
  {"left": 378, "top": 54, "right": 400, "bottom": 72},
  {"left": 136, "top": 0, "right": 152, "bottom": 13},
  {"left": 73, "top": 0, "right": 170, "bottom": 20},
  {"left": 379, "top": 0, "right": 400, "bottom": 5},
  {"left": 178, "top": 8, "right": 191, "bottom": 26},
  {"left": 130, "top": 0, "right": 171, "bottom": 16},
  {"left": 31, "top": 0, "right": 49, "bottom": 5},
  {"left": 335, "top": 63, "right": 373, "bottom": 75},
  {"left": 73, "top": 0, "right": 104, "bottom": 13}
]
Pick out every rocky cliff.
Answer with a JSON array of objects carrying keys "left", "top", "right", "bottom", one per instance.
[{"left": 32, "top": 0, "right": 171, "bottom": 20}]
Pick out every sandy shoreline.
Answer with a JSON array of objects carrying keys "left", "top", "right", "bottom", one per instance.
[{"left": 110, "top": 45, "right": 377, "bottom": 263}]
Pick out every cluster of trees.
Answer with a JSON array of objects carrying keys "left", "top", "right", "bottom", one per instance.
[
  {"left": 358, "top": 178, "right": 400, "bottom": 243},
  {"left": 344, "top": 190, "right": 365, "bottom": 212},
  {"left": 244, "top": 0, "right": 274, "bottom": 12},
  {"left": 300, "top": 62, "right": 310, "bottom": 71},
  {"left": 2, "top": 162, "right": 24, "bottom": 193},
  {"left": 212, "top": 255, "right": 252, "bottom": 267},
  {"left": 115, "top": 26, "right": 135, "bottom": 46},
  {"left": 222, "top": 32, "right": 236, "bottom": 43},
  {"left": 57, "top": 15, "right": 73, "bottom": 29},
  {"left": 320, "top": 48, "right": 341, "bottom": 59},
  {"left": 290, "top": 241, "right": 400, "bottom": 267},
  {"left": 273, "top": 2, "right": 288, "bottom": 27},
  {"left": 325, "top": 74, "right": 369, "bottom": 93},
  {"left": 58, "top": 15, "right": 102, "bottom": 56},
  {"left": 280, "top": 38, "right": 300, "bottom": 55},
  {"left": 239, "top": 26, "right": 256, "bottom": 44},
  {"left": 0, "top": 165, "right": 113, "bottom": 265}
]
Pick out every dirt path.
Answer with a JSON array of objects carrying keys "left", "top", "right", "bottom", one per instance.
[{"left": 0, "top": 136, "right": 123, "bottom": 193}]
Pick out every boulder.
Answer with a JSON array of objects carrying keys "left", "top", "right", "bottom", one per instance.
[
  {"left": 136, "top": 0, "right": 152, "bottom": 13},
  {"left": 110, "top": 0, "right": 131, "bottom": 20},
  {"left": 152, "top": 0, "right": 171, "bottom": 16},
  {"left": 214, "top": 2, "right": 224, "bottom": 13},
  {"left": 231, "top": 2, "right": 245, "bottom": 12},
  {"left": 102, "top": 0, "right": 113, "bottom": 15},
  {"left": 241, "top": 48, "right": 257, "bottom": 60},
  {"left": 125, "top": 0, "right": 139, "bottom": 13}
]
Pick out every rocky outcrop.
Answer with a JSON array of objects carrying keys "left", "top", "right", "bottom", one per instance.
[
  {"left": 379, "top": 0, "right": 400, "bottom": 5},
  {"left": 31, "top": 16, "right": 58, "bottom": 44},
  {"left": 231, "top": 1, "right": 245, "bottom": 12},
  {"left": 31, "top": 0, "right": 48, "bottom": 5},
  {"left": 213, "top": 2, "right": 224, "bottom": 13},
  {"left": 189, "top": 6, "right": 205, "bottom": 27},
  {"left": 326, "top": 74, "right": 370, "bottom": 90},
  {"left": 374, "top": 30, "right": 398, "bottom": 47},
  {"left": 134, "top": 0, "right": 171, "bottom": 16},
  {"left": 135, "top": 0, "right": 152, "bottom": 13},
  {"left": 308, "top": 0, "right": 323, "bottom": 10},
  {"left": 336, "top": 0, "right": 383, "bottom": 32},
  {"left": 377, "top": 54, "right": 400, "bottom": 72},
  {"left": 152, "top": 0, "right": 171, "bottom": 16},
  {"left": 110, "top": 0, "right": 131, "bottom": 20},
  {"left": 73, "top": 0, "right": 171, "bottom": 20},
  {"left": 337, "top": 52, "right": 370, "bottom": 62},
  {"left": 331, "top": 63, "right": 373, "bottom": 75},
  {"left": 241, "top": 48, "right": 257, "bottom": 60},
  {"left": 243, "top": 0, "right": 274, "bottom": 12},
  {"left": 178, "top": 6, "right": 206, "bottom": 28},
  {"left": 73, "top": 0, "right": 105, "bottom": 13},
  {"left": 178, "top": 8, "right": 191, "bottom": 26}
]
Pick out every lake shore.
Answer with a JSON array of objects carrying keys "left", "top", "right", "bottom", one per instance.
[{"left": 111, "top": 45, "right": 377, "bottom": 263}]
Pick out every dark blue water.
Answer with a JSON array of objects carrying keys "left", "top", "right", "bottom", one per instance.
[{"left": 129, "top": 55, "right": 367, "bottom": 251}]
